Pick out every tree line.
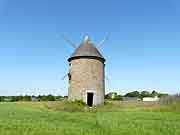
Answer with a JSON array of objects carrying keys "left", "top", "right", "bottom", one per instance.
[
  {"left": 0, "top": 90, "right": 169, "bottom": 102},
  {"left": 0, "top": 95, "right": 65, "bottom": 102},
  {"left": 105, "top": 90, "right": 169, "bottom": 100}
]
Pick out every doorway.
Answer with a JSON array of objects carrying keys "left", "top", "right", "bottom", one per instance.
[{"left": 87, "top": 92, "right": 94, "bottom": 107}]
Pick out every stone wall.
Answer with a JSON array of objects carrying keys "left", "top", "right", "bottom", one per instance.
[{"left": 68, "top": 58, "right": 105, "bottom": 105}]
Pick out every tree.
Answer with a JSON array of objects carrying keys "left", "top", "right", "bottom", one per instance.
[
  {"left": 38, "top": 95, "right": 48, "bottom": 101},
  {"left": 23, "top": 95, "right": 31, "bottom": 101},
  {"left": 140, "top": 91, "right": 151, "bottom": 98},
  {"left": 124, "top": 91, "right": 140, "bottom": 97},
  {"left": 105, "top": 92, "right": 123, "bottom": 100},
  {"left": 0, "top": 96, "right": 4, "bottom": 102},
  {"left": 55, "top": 96, "right": 63, "bottom": 101},
  {"left": 151, "top": 90, "right": 158, "bottom": 97},
  {"left": 105, "top": 92, "right": 117, "bottom": 99},
  {"left": 38, "top": 95, "right": 55, "bottom": 101},
  {"left": 47, "top": 95, "right": 55, "bottom": 101},
  {"left": 10, "top": 96, "right": 19, "bottom": 102}
]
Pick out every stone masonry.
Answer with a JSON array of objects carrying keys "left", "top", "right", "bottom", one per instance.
[{"left": 68, "top": 58, "right": 105, "bottom": 105}]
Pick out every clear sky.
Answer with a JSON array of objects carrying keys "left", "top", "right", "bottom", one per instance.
[{"left": 0, "top": 0, "right": 180, "bottom": 96}]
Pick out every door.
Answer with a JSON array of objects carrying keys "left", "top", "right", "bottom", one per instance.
[{"left": 87, "top": 92, "right": 94, "bottom": 107}]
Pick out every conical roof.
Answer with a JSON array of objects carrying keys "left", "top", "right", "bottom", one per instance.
[{"left": 68, "top": 36, "right": 105, "bottom": 62}]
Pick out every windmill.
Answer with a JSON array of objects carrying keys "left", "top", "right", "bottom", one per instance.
[{"left": 62, "top": 33, "right": 110, "bottom": 106}]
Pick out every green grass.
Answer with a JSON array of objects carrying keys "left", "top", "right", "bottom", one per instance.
[{"left": 0, "top": 102, "right": 180, "bottom": 135}]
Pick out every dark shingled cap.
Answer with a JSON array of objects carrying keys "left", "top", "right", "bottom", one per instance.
[{"left": 68, "top": 36, "right": 105, "bottom": 62}]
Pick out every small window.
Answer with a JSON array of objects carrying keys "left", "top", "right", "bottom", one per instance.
[{"left": 68, "top": 73, "right": 71, "bottom": 80}]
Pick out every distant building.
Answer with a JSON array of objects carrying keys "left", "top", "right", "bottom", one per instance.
[
  {"left": 3, "top": 97, "right": 11, "bottom": 102},
  {"left": 31, "top": 96, "right": 39, "bottom": 102},
  {"left": 142, "top": 96, "right": 159, "bottom": 102}
]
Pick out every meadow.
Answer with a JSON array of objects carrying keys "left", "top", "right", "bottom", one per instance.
[{"left": 0, "top": 101, "right": 180, "bottom": 135}]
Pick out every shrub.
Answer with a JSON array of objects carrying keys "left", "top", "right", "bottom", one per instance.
[{"left": 63, "top": 100, "right": 88, "bottom": 112}]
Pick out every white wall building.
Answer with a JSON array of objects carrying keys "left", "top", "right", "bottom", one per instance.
[{"left": 142, "top": 96, "right": 159, "bottom": 102}]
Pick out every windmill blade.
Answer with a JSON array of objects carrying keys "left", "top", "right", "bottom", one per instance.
[
  {"left": 61, "top": 35, "right": 77, "bottom": 49},
  {"left": 97, "top": 32, "right": 111, "bottom": 48},
  {"left": 61, "top": 73, "right": 69, "bottom": 80},
  {"left": 105, "top": 75, "right": 110, "bottom": 81}
]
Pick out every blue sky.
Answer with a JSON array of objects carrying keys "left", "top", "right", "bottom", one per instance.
[{"left": 0, "top": 0, "right": 180, "bottom": 96}]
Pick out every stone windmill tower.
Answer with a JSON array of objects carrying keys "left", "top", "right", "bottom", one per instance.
[{"left": 63, "top": 34, "right": 109, "bottom": 106}]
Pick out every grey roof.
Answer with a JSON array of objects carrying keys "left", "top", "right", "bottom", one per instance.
[{"left": 68, "top": 36, "right": 105, "bottom": 62}]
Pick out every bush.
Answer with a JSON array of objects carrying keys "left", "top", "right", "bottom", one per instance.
[{"left": 63, "top": 100, "right": 88, "bottom": 112}]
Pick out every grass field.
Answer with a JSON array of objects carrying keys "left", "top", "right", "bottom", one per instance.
[{"left": 0, "top": 102, "right": 180, "bottom": 135}]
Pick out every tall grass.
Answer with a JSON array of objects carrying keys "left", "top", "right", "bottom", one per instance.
[
  {"left": 0, "top": 102, "right": 180, "bottom": 135},
  {"left": 16, "top": 95, "right": 180, "bottom": 113},
  {"left": 159, "top": 94, "right": 180, "bottom": 105},
  {"left": 144, "top": 94, "right": 180, "bottom": 112},
  {"left": 159, "top": 94, "right": 180, "bottom": 112}
]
